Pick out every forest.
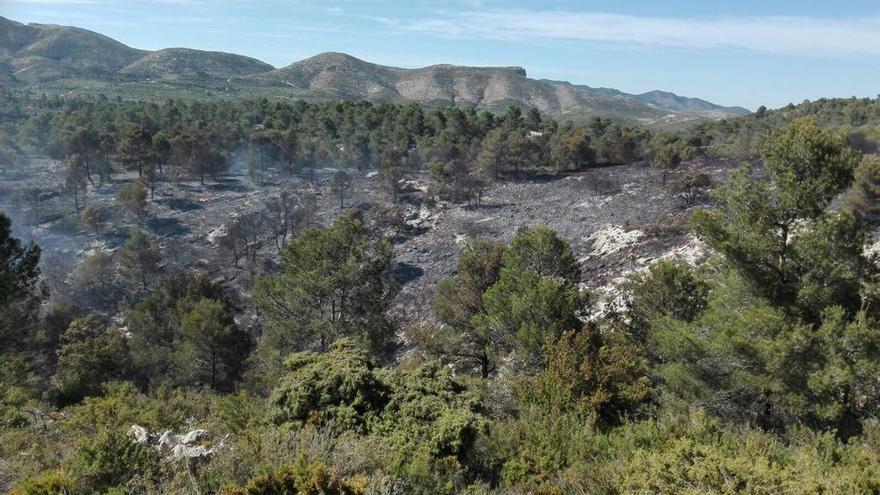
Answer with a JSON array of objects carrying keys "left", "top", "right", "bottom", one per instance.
[{"left": 2, "top": 91, "right": 880, "bottom": 494}]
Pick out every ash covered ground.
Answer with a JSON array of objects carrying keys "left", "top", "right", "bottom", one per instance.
[{"left": 0, "top": 158, "right": 739, "bottom": 325}]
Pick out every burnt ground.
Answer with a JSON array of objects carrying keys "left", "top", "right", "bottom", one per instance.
[{"left": 0, "top": 158, "right": 740, "bottom": 326}]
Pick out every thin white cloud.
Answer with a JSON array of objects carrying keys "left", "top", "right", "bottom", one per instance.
[
  {"left": 7, "top": 0, "right": 114, "bottom": 4},
  {"left": 401, "top": 10, "right": 880, "bottom": 57},
  {"left": 8, "top": 0, "right": 221, "bottom": 5}
]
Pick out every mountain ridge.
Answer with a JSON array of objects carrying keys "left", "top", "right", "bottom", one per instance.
[{"left": 0, "top": 16, "right": 750, "bottom": 125}]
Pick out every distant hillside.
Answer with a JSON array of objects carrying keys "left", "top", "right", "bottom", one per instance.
[
  {"left": 681, "top": 96, "right": 880, "bottom": 158},
  {"left": 635, "top": 90, "right": 750, "bottom": 118},
  {"left": 2, "top": 18, "right": 146, "bottom": 81},
  {"left": 261, "top": 52, "right": 749, "bottom": 125},
  {"left": 0, "top": 16, "right": 750, "bottom": 126},
  {"left": 119, "top": 48, "right": 274, "bottom": 78}
]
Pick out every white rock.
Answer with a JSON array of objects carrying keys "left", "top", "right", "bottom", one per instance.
[
  {"left": 206, "top": 224, "right": 227, "bottom": 244},
  {"left": 130, "top": 425, "right": 224, "bottom": 461},
  {"left": 171, "top": 444, "right": 211, "bottom": 460},
  {"left": 177, "top": 429, "right": 208, "bottom": 445},
  {"left": 129, "top": 425, "right": 149, "bottom": 444},
  {"left": 586, "top": 224, "right": 644, "bottom": 258},
  {"left": 158, "top": 430, "right": 174, "bottom": 449}
]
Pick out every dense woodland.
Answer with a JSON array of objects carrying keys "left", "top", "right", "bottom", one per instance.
[
  {"left": 0, "top": 92, "right": 651, "bottom": 199},
  {"left": 676, "top": 96, "right": 880, "bottom": 159},
  {"left": 3, "top": 92, "right": 880, "bottom": 493}
]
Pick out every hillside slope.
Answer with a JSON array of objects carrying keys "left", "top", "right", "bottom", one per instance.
[
  {"left": 0, "top": 17, "right": 749, "bottom": 125},
  {"left": 262, "top": 52, "right": 749, "bottom": 124},
  {"left": 5, "top": 20, "right": 146, "bottom": 81},
  {"left": 119, "top": 48, "right": 274, "bottom": 78}
]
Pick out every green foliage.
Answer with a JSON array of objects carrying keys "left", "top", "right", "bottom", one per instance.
[
  {"left": 588, "top": 116, "right": 648, "bottom": 164},
  {"left": 649, "top": 264, "right": 880, "bottom": 438},
  {"left": 669, "top": 170, "right": 711, "bottom": 206},
  {"left": 170, "top": 122, "right": 233, "bottom": 183},
  {"left": 116, "top": 124, "right": 153, "bottom": 177},
  {"left": 127, "top": 272, "right": 244, "bottom": 390},
  {"left": 269, "top": 339, "right": 387, "bottom": 432},
  {"left": 79, "top": 202, "right": 110, "bottom": 234},
  {"left": 475, "top": 128, "right": 506, "bottom": 179},
  {"left": 786, "top": 308, "right": 880, "bottom": 438},
  {"left": 518, "top": 328, "right": 652, "bottom": 426},
  {"left": 490, "top": 407, "right": 880, "bottom": 494},
  {"left": 51, "top": 316, "right": 129, "bottom": 405},
  {"left": 429, "top": 152, "right": 487, "bottom": 205},
  {"left": 0, "top": 211, "right": 45, "bottom": 356},
  {"left": 692, "top": 118, "right": 863, "bottom": 312},
  {"left": 627, "top": 260, "right": 709, "bottom": 323},
  {"left": 417, "top": 228, "right": 585, "bottom": 375},
  {"left": 269, "top": 339, "right": 489, "bottom": 492},
  {"left": 845, "top": 154, "right": 880, "bottom": 227},
  {"left": 115, "top": 181, "right": 147, "bottom": 219},
  {"left": 4, "top": 93, "right": 653, "bottom": 199},
  {"left": 70, "top": 251, "right": 115, "bottom": 305},
  {"left": 71, "top": 428, "right": 161, "bottom": 493},
  {"left": 176, "top": 298, "right": 251, "bottom": 391},
  {"left": 502, "top": 225, "right": 580, "bottom": 283},
  {"left": 415, "top": 238, "right": 505, "bottom": 377},
  {"left": 375, "top": 365, "right": 487, "bottom": 493},
  {"left": 618, "top": 412, "right": 880, "bottom": 495},
  {"left": 548, "top": 125, "right": 595, "bottom": 171},
  {"left": 379, "top": 146, "right": 407, "bottom": 202},
  {"left": 476, "top": 227, "right": 584, "bottom": 362},
  {"left": 11, "top": 470, "right": 76, "bottom": 495},
  {"left": 253, "top": 214, "right": 395, "bottom": 367},
  {"left": 793, "top": 212, "right": 866, "bottom": 319},
  {"left": 118, "top": 228, "right": 161, "bottom": 290},
  {"left": 760, "top": 118, "right": 860, "bottom": 219},
  {"left": 651, "top": 133, "right": 694, "bottom": 174},
  {"left": 7, "top": 95, "right": 880, "bottom": 495},
  {"left": 222, "top": 456, "right": 366, "bottom": 495},
  {"left": 676, "top": 96, "right": 880, "bottom": 159},
  {"left": 479, "top": 269, "right": 581, "bottom": 361}
]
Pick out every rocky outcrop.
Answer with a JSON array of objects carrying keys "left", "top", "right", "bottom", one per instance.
[
  {"left": 128, "top": 424, "right": 226, "bottom": 461},
  {"left": 584, "top": 223, "right": 644, "bottom": 258}
]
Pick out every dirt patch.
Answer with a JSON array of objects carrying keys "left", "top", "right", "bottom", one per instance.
[{"left": 0, "top": 158, "right": 739, "bottom": 326}]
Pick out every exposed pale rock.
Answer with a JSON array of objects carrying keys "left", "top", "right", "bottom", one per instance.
[
  {"left": 128, "top": 424, "right": 149, "bottom": 444},
  {"left": 588, "top": 235, "right": 708, "bottom": 321},
  {"left": 177, "top": 429, "right": 208, "bottom": 445},
  {"left": 657, "top": 235, "right": 707, "bottom": 266},
  {"left": 585, "top": 224, "right": 644, "bottom": 258},
  {"left": 129, "top": 424, "right": 224, "bottom": 461}
]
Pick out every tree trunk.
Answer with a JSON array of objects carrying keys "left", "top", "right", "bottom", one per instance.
[
  {"left": 84, "top": 158, "right": 95, "bottom": 186},
  {"left": 211, "top": 348, "right": 217, "bottom": 390}
]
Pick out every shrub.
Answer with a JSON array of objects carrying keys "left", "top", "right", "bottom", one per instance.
[
  {"left": 11, "top": 470, "right": 76, "bottom": 495},
  {"left": 222, "top": 456, "right": 365, "bottom": 495}
]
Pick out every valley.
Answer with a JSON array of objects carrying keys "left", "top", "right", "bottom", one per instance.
[{"left": 2, "top": 8, "right": 880, "bottom": 494}]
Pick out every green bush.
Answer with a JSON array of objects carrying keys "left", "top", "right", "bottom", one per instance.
[
  {"left": 11, "top": 470, "right": 76, "bottom": 495},
  {"left": 70, "top": 428, "right": 161, "bottom": 493},
  {"left": 222, "top": 456, "right": 366, "bottom": 495}
]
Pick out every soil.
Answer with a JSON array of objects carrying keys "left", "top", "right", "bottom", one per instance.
[{"left": 0, "top": 157, "right": 741, "bottom": 326}]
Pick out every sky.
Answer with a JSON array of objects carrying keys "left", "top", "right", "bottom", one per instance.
[{"left": 3, "top": 0, "right": 880, "bottom": 110}]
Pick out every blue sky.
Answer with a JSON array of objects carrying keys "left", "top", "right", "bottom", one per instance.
[{"left": 3, "top": 0, "right": 880, "bottom": 110}]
